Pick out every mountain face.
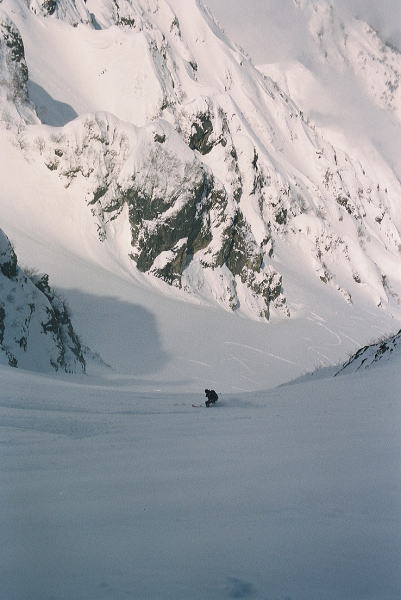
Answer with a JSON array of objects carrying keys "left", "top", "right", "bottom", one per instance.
[
  {"left": 0, "top": 228, "right": 86, "bottom": 372},
  {"left": 1, "top": 0, "right": 401, "bottom": 324},
  {"left": 300, "top": 0, "right": 401, "bottom": 122}
]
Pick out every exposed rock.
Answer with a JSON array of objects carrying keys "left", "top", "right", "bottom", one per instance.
[
  {"left": 189, "top": 113, "right": 215, "bottom": 155},
  {"left": 0, "top": 228, "right": 86, "bottom": 372},
  {"left": 0, "top": 12, "right": 35, "bottom": 123},
  {"left": 335, "top": 329, "right": 401, "bottom": 375},
  {"left": 27, "top": 0, "right": 91, "bottom": 26}
]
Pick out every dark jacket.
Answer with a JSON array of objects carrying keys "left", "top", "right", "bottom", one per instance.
[{"left": 205, "top": 389, "right": 218, "bottom": 404}]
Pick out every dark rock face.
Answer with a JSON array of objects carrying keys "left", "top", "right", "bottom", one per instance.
[
  {"left": 34, "top": 274, "right": 86, "bottom": 372},
  {"left": 123, "top": 168, "right": 211, "bottom": 279},
  {"left": 41, "top": 0, "right": 57, "bottom": 16},
  {"left": 217, "top": 211, "right": 261, "bottom": 275},
  {"left": 0, "top": 229, "right": 86, "bottom": 372},
  {"left": 0, "top": 15, "right": 29, "bottom": 105},
  {"left": 189, "top": 113, "right": 215, "bottom": 155},
  {"left": 111, "top": 0, "right": 139, "bottom": 29},
  {"left": 0, "top": 236, "right": 18, "bottom": 279}
]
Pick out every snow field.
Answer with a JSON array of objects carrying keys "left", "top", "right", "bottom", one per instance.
[{"left": 1, "top": 363, "right": 400, "bottom": 600}]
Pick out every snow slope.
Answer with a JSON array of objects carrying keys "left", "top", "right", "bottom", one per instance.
[{"left": 0, "top": 358, "right": 400, "bottom": 600}]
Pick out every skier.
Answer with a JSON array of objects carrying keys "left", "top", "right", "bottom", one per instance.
[{"left": 205, "top": 388, "right": 218, "bottom": 407}]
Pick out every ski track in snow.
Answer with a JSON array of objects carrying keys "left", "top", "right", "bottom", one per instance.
[
  {"left": 224, "top": 342, "right": 299, "bottom": 365},
  {"left": 307, "top": 316, "right": 343, "bottom": 346},
  {"left": 227, "top": 354, "right": 255, "bottom": 374},
  {"left": 337, "top": 331, "right": 363, "bottom": 347},
  {"left": 306, "top": 347, "right": 332, "bottom": 365}
]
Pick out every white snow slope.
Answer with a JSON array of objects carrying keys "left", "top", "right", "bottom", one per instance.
[{"left": 1, "top": 359, "right": 400, "bottom": 600}]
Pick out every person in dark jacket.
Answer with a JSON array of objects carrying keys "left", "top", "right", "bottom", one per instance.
[{"left": 205, "top": 389, "right": 218, "bottom": 407}]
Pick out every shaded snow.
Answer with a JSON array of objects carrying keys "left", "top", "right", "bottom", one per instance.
[{"left": 0, "top": 362, "right": 400, "bottom": 600}]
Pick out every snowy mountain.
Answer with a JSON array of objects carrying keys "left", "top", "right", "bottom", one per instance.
[
  {"left": 1, "top": 0, "right": 401, "bottom": 322},
  {"left": 0, "top": 228, "right": 85, "bottom": 371},
  {"left": 306, "top": 1, "right": 401, "bottom": 121},
  {"left": 1, "top": 4, "right": 400, "bottom": 597},
  {"left": 0, "top": 0, "right": 400, "bottom": 383}
]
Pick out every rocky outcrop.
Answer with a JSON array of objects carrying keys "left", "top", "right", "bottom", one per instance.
[
  {"left": 0, "top": 228, "right": 86, "bottom": 372},
  {"left": 27, "top": 0, "right": 92, "bottom": 26},
  {"left": 335, "top": 330, "right": 401, "bottom": 375},
  {"left": 0, "top": 11, "right": 36, "bottom": 124}
]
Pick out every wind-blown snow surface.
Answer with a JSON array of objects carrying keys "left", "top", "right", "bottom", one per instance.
[{"left": 1, "top": 361, "right": 400, "bottom": 600}]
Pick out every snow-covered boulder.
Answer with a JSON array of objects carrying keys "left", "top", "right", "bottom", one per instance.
[{"left": 0, "top": 228, "right": 86, "bottom": 372}]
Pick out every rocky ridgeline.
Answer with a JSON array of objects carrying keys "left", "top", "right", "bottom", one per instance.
[
  {"left": 335, "top": 329, "right": 401, "bottom": 375},
  {"left": 0, "top": 228, "right": 86, "bottom": 372}
]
